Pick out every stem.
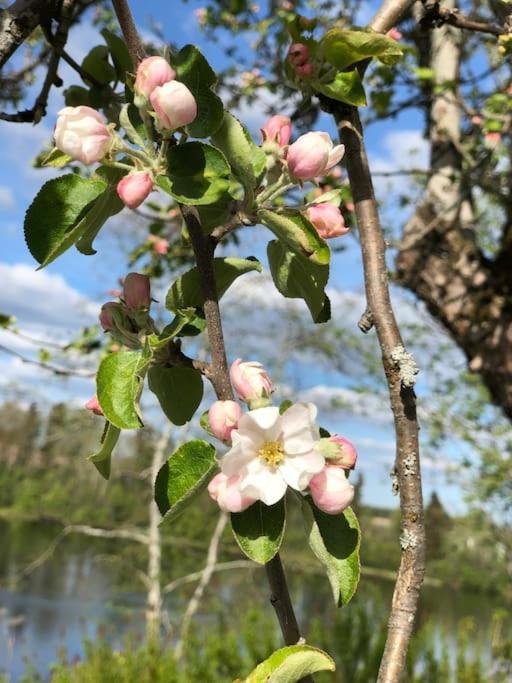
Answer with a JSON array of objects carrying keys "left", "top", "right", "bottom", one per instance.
[
  {"left": 111, "top": 0, "right": 145, "bottom": 66},
  {"left": 110, "top": 0, "right": 310, "bottom": 669}
]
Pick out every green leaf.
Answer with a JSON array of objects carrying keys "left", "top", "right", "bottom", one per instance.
[
  {"left": 245, "top": 645, "right": 335, "bottom": 682},
  {"left": 258, "top": 209, "right": 330, "bottom": 266},
  {"left": 321, "top": 27, "right": 403, "bottom": 70},
  {"left": 81, "top": 45, "right": 116, "bottom": 86},
  {"left": 97, "top": 351, "right": 147, "bottom": 429},
  {"left": 312, "top": 70, "right": 367, "bottom": 107},
  {"left": 75, "top": 182, "right": 124, "bottom": 255},
  {"left": 196, "top": 192, "right": 234, "bottom": 233},
  {"left": 101, "top": 29, "right": 132, "bottom": 82},
  {"left": 88, "top": 421, "right": 120, "bottom": 480},
  {"left": 64, "top": 85, "right": 91, "bottom": 107},
  {"left": 24, "top": 175, "right": 107, "bottom": 267},
  {"left": 172, "top": 45, "right": 224, "bottom": 138},
  {"left": 231, "top": 499, "right": 286, "bottom": 564},
  {"left": 156, "top": 142, "right": 231, "bottom": 206},
  {"left": 119, "top": 103, "right": 146, "bottom": 148},
  {"left": 304, "top": 501, "right": 361, "bottom": 607},
  {"left": 155, "top": 440, "right": 217, "bottom": 522},
  {"left": 148, "top": 366, "right": 203, "bottom": 425},
  {"left": 166, "top": 257, "right": 262, "bottom": 312},
  {"left": 211, "top": 111, "right": 266, "bottom": 205},
  {"left": 267, "top": 240, "right": 330, "bottom": 323},
  {"left": 40, "top": 147, "right": 72, "bottom": 168}
]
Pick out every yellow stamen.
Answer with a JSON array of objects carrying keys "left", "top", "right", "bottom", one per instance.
[{"left": 258, "top": 441, "right": 284, "bottom": 469}]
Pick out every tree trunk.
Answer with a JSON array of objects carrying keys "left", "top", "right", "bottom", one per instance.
[{"left": 395, "top": 0, "right": 512, "bottom": 419}]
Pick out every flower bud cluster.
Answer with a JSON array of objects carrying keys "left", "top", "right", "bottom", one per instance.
[{"left": 99, "top": 272, "right": 154, "bottom": 348}]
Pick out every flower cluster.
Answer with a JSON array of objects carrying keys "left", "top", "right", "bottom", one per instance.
[
  {"left": 207, "top": 360, "right": 356, "bottom": 515},
  {"left": 53, "top": 55, "right": 197, "bottom": 211}
]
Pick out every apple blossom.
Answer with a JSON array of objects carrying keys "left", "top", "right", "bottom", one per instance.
[
  {"left": 122, "top": 273, "right": 151, "bottom": 310},
  {"left": 309, "top": 465, "right": 355, "bottom": 514},
  {"left": 387, "top": 28, "right": 402, "bottom": 41},
  {"left": 287, "top": 132, "right": 345, "bottom": 180},
  {"left": 220, "top": 403, "right": 324, "bottom": 505},
  {"left": 99, "top": 302, "right": 120, "bottom": 331},
  {"left": 150, "top": 80, "right": 197, "bottom": 131},
  {"left": 54, "top": 106, "right": 111, "bottom": 164},
  {"left": 208, "top": 400, "right": 243, "bottom": 442},
  {"left": 208, "top": 472, "right": 256, "bottom": 513},
  {"left": 153, "top": 238, "right": 169, "bottom": 255},
  {"left": 117, "top": 171, "right": 153, "bottom": 209},
  {"left": 295, "top": 63, "right": 314, "bottom": 78},
  {"left": 261, "top": 115, "right": 292, "bottom": 147},
  {"left": 305, "top": 204, "right": 349, "bottom": 239},
  {"left": 134, "top": 56, "right": 175, "bottom": 100},
  {"left": 319, "top": 435, "right": 357, "bottom": 469},
  {"left": 85, "top": 395, "right": 103, "bottom": 416},
  {"left": 230, "top": 359, "right": 273, "bottom": 405},
  {"left": 288, "top": 43, "right": 310, "bottom": 67}
]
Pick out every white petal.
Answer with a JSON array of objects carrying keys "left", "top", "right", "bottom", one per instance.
[
  {"left": 237, "top": 406, "right": 282, "bottom": 442},
  {"left": 220, "top": 440, "right": 255, "bottom": 477},
  {"left": 240, "top": 466, "right": 288, "bottom": 505},
  {"left": 326, "top": 144, "right": 345, "bottom": 170},
  {"left": 281, "top": 402, "right": 319, "bottom": 454},
  {"left": 279, "top": 451, "right": 325, "bottom": 490}
]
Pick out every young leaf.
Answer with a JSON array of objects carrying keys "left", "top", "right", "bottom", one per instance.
[
  {"left": 156, "top": 142, "right": 231, "bottom": 206},
  {"left": 211, "top": 111, "right": 266, "bottom": 205},
  {"left": 258, "top": 209, "right": 330, "bottom": 266},
  {"left": 81, "top": 45, "right": 116, "bottom": 86},
  {"left": 155, "top": 440, "right": 217, "bottom": 522},
  {"left": 101, "top": 29, "right": 132, "bottom": 83},
  {"left": 231, "top": 499, "right": 286, "bottom": 564},
  {"left": 97, "top": 351, "right": 147, "bottom": 429},
  {"left": 172, "top": 45, "right": 224, "bottom": 138},
  {"left": 267, "top": 240, "right": 330, "bottom": 323},
  {"left": 312, "top": 70, "right": 367, "bottom": 107},
  {"left": 40, "top": 147, "right": 72, "bottom": 168},
  {"left": 119, "top": 103, "right": 146, "bottom": 148},
  {"left": 87, "top": 421, "right": 120, "bottom": 480},
  {"left": 304, "top": 500, "right": 361, "bottom": 607},
  {"left": 148, "top": 366, "right": 204, "bottom": 425},
  {"left": 166, "top": 257, "right": 262, "bottom": 312},
  {"left": 245, "top": 645, "right": 336, "bottom": 682},
  {"left": 24, "top": 175, "right": 108, "bottom": 267},
  {"left": 321, "top": 27, "right": 403, "bottom": 70}
]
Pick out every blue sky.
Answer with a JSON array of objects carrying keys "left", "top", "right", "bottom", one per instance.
[{"left": 0, "top": 0, "right": 472, "bottom": 511}]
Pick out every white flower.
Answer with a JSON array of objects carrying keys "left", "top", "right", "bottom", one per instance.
[{"left": 220, "top": 403, "right": 324, "bottom": 505}]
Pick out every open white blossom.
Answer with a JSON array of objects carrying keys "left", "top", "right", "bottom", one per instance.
[{"left": 220, "top": 403, "right": 324, "bottom": 505}]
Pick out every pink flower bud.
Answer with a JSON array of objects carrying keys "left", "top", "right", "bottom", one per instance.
[
  {"left": 208, "top": 400, "right": 243, "bottom": 442},
  {"left": 230, "top": 359, "right": 273, "bottom": 403},
  {"left": 134, "top": 56, "right": 175, "bottom": 99},
  {"left": 387, "top": 28, "right": 402, "bottom": 41},
  {"left": 471, "top": 115, "right": 483, "bottom": 126},
  {"left": 54, "top": 106, "right": 111, "bottom": 164},
  {"left": 484, "top": 131, "right": 501, "bottom": 146},
  {"left": 261, "top": 115, "right": 292, "bottom": 147},
  {"left": 309, "top": 465, "right": 355, "bottom": 515},
  {"left": 122, "top": 273, "right": 151, "bottom": 310},
  {"left": 152, "top": 238, "right": 169, "bottom": 255},
  {"left": 305, "top": 204, "right": 349, "bottom": 239},
  {"left": 150, "top": 81, "right": 197, "bottom": 131},
  {"left": 320, "top": 435, "right": 357, "bottom": 469},
  {"left": 99, "top": 302, "right": 121, "bottom": 331},
  {"left": 288, "top": 43, "right": 310, "bottom": 67},
  {"left": 294, "top": 63, "right": 314, "bottom": 78},
  {"left": 85, "top": 395, "right": 103, "bottom": 416},
  {"left": 117, "top": 171, "right": 153, "bottom": 209},
  {"left": 287, "top": 132, "right": 345, "bottom": 180},
  {"left": 208, "top": 472, "right": 256, "bottom": 513}
]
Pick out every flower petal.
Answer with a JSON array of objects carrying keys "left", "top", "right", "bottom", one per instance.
[
  {"left": 220, "top": 439, "right": 255, "bottom": 477},
  {"left": 240, "top": 465, "right": 287, "bottom": 505},
  {"left": 236, "top": 406, "right": 282, "bottom": 443},
  {"left": 279, "top": 450, "right": 325, "bottom": 490},
  {"left": 326, "top": 144, "right": 345, "bottom": 170},
  {"left": 281, "top": 402, "right": 319, "bottom": 454}
]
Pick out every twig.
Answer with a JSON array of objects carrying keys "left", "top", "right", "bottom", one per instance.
[
  {"left": 421, "top": 2, "right": 505, "bottom": 36},
  {"left": 0, "top": 343, "right": 95, "bottom": 377},
  {"left": 162, "top": 560, "right": 259, "bottom": 594},
  {"left": 111, "top": 0, "right": 145, "bottom": 66},
  {"left": 320, "top": 3, "right": 426, "bottom": 682},
  {"left": 174, "top": 511, "right": 228, "bottom": 660}
]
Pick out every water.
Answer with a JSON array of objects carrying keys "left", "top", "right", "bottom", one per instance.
[{"left": 0, "top": 521, "right": 507, "bottom": 682}]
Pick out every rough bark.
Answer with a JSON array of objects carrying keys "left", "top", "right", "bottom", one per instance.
[
  {"left": 0, "top": 0, "right": 50, "bottom": 67},
  {"left": 395, "top": 0, "right": 512, "bottom": 419}
]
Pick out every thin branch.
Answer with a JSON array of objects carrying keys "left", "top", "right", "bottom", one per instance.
[
  {"left": 0, "top": 343, "right": 95, "bottom": 377},
  {"left": 111, "top": 0, "right": 145, "bottom": 66},
  {"left": 174, "top": 511, "right": 228, "bottom": 660},
  {"left": 420, "top": 3, "right": 506, "bottom": 36},
  {"left": 162, "top": 560, "right": 258, "bottom": 594}
]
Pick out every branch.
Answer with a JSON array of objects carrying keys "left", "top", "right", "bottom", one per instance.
[
  {"left": 0, "top": 342, "right": 95, "bottom": 377},
  {"left": 0, "top": 0, "right": 49, "bottom": 68},
  {"left": 369, "top": 0, "right": 415, "bottom": 33},
  {"left": 420, "top": 2, "right": 506, "bottom": 36},
  {"left": 110, "top": 0, "right": 311, "bottom": 666},
  {"left": 174, "top": 511, "right": 228, "bottom": 660},
  {"left": 162, "top": 560, "right": 258, "bottom": 594}
]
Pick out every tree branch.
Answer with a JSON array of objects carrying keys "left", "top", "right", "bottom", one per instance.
[
  {"left": 420, "top": 2, "right": 506, "bottom": 36},
  {"left": 0, "top": 0, "right": 50, "bottom": 68},
  {"left": 111, "top": 0, "right": 145, "bottom": 66}
]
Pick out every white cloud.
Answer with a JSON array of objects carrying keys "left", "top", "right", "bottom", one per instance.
[
  {"left": 0, "top": 262, "right": 98, "bottom": 331},
  {"left": 0, "top": 186, "right": 15, "bottom": 209}
]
